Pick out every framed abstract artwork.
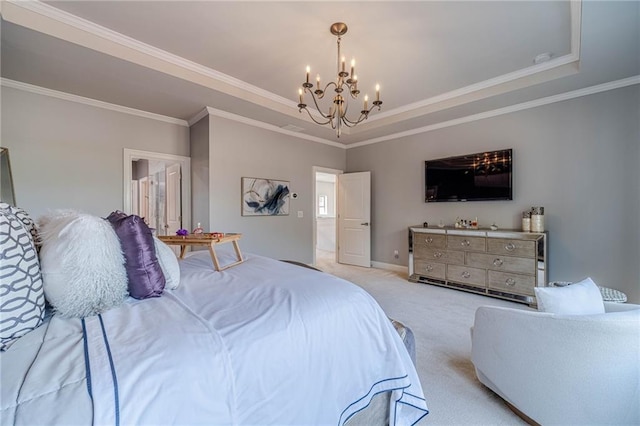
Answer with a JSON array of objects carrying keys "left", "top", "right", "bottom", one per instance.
[{"left": 241, "top": 177, "right": 290, "bottom": 216}]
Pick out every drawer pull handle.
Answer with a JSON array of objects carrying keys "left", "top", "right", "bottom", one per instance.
[
  {"left": 505, "top": 278, "right": 516, "bottom": 286},
  {"left": 505, "top": 242, "right": 516, "bottom": 251},
  {"left": 461, "top": 271, "right": 471, "bottom": 279},
  {"left": 461, "top": 239, "right": 471, "bottom": 247},
  {"left": 493, "top": 258, "right": 503, "bottom": 267},
  {"left": 425, "top": 265, "right": 434, "bottom": 272},
  {"left": 425, "top": 237, "right": 433, "bottom": 244},
  {"left": 433, "top": 252, "right": 443, "bottom": 259}
]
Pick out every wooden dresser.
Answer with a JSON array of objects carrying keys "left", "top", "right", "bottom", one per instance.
[{"left": 408, "top": 226, "right": 547, "bottom": 305}]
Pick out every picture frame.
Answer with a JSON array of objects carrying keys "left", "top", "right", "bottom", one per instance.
[{"left": 241, "top": 177, "right": 290, "bottom": 216}]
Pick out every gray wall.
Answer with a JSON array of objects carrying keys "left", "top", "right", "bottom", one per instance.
[
  {"left": 1, "top": 87, "right": 190, "bottom": 218},
  {"left": 203, "top": 115, "right": 346, "bottom": 263},
  {"left": 190, "top": 116, "right": 210, "bottom": 232},
  {"left": 4, "top": 83, "right": 638, "bottom": 302},
  {"left": 347, "top": 86, "right": 640, "bottom": 303}
]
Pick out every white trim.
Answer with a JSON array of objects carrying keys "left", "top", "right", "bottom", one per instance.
[
  {"left": 1, "top": 78, "right": 188, "bottom": 127},
  {"left": 368, "top": 53, "right": 579, "bottom": 122},
  {"left": 346, "top": 75, "right": 640, "bottom": 149},
  {"left": 3, "top": 0, "right": 298, "bottom": 112},
  {"left": 188, "top": 108, "right": 210, "bottom": 127},
  {"left": 123, "top": 149, "right": 191, "bottom": 232},
  {"left": 371, "top": 261, "right": 409, "bottom": 275},
  {"left": 2, "top": 0, "right": 587, "bottom": 135},
  {"left": 199, "top": 107, "right": 344, "bottom": 148}
]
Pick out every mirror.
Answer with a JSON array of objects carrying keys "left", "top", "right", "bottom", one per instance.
[{"left": 0, "top": 147, "right": 16, "bottom": 206}]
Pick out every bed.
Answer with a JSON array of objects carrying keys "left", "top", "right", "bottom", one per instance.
[{"left": 0, "top": 206, "right": 428, "bottom": 425}]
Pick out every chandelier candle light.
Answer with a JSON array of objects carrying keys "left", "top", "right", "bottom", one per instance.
[{"left": 297, "top": 22, "right": 382, "bottom": 138}]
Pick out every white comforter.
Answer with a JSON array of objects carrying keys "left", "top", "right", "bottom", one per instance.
[{"left": 2, "top": 250, "right": 428, "bottom": 425}]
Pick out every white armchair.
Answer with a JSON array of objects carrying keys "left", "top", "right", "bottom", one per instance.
[{"left": 471, "top": 302, "right": 640, "bottom": 425}]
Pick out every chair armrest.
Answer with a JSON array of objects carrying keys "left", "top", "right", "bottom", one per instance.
[{"left": 471, "top": 306, "right": 640, "bottom": 425}]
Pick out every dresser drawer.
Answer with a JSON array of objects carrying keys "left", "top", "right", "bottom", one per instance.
[
  {"left": 413, "top": 233, "right": 447, "bottom": 249},
  {"left": 487, "top": 238, "right": 536, "bottom": 258},
  {"left": 413, "top": 260, "right": 446, "bottom": 280},
  {"left": 447, "top": 265, "right": 486, "bottom": 287},
  {"left": 414, "top": 246, "right": 465, "bottom": 264},
  {"left": 488, "top": 271, "right": 536, "bottom": 296},
  {"left": 466, "top": 252, "right": 536, "bottom": 275},
  {"left": 447, "top": 235, "right": 486, "bottom": 252}
]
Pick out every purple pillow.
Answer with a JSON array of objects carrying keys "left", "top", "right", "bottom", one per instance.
[{"left": 106, "top": 211, "right": 165, "bottom": 299}]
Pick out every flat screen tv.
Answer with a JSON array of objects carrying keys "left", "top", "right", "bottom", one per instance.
[{"left": 425, "top": 149, "right": 512, "bottom": 202}]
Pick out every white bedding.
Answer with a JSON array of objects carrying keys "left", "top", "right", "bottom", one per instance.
[{"left": 1, "top": 249, "right": 428, "bottom": 425}]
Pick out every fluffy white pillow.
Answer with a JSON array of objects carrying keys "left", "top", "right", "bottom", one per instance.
[
  {"left": 154, "top": 237, "right": 180, "bottom": 290},
  {"left": 535, "top": 277, "right": 605, "bottom": 315},
  {"left": 38, "top": 211, "right": 128, "bottom": 318}
]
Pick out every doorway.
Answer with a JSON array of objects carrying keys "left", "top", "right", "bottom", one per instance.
[
  {"left": 123, "top": 149, "right": 191, "bottom": 236},
  {"left": 313, "top": 167, "right": 341, "bottom": 267}
]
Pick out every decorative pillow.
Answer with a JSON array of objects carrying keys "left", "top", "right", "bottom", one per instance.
[
  {"left": 154, "top": 237, "right": 180, "bottom": 290},
  {"left": 0, "top": 202, "right": 39, "bottom": 246},
  {"left": 38, "top": 210, "right": 128, "bottom": 318},
  {"left": 0, "top": 207, "right": 45, "bottom": 350},
  {"left": 534, "top": 277, "right": 605, "bottom": 315},
  {"left": 106, "top": 211, "right": 165, "bottom": 299}
]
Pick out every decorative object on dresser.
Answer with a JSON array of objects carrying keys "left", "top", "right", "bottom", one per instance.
[{"left": 408, "top": 225, "right": 547, "bottom": 305}]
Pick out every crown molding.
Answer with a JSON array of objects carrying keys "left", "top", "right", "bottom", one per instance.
[
  {"left": 1, "top": 78, "right": 189, "bottom": 126},
  {"left": 346, "top": 75, "right": 640, "bottom": 149},
  {"left": 356, "top": 1, "right": 582, "bottom": 132},
  {"left": 2, "top": 0, "right": 585, "bottom": 136},
  {"left": 6, "top": 75, "right": 635, "bottom": 151},
  {"left": 193, "top": 107, "right": 344, "bottom": 149},
  {"left": 1, "top": 0, "right": 299, "bottom": 111}
]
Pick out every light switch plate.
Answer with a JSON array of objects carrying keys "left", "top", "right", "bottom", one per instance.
[{"left": 297, "top": 211, "right": 303, "bottom": 218}]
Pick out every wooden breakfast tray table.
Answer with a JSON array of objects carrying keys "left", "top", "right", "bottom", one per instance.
[{"left": 158, "top": 233, "right": 244, "bottom": 271}]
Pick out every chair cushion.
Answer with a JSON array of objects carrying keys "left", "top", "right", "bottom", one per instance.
[{"left": 535, "top": 277, "right": 605, "bottom": 314}]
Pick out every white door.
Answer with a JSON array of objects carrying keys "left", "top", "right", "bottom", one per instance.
[
  {"left": 338, "top": 171, "right": 371, "bottom": 267},
  {"left": 147, "top": 179, "right": 157, "bottom": 231},
  {"left": 139, "top": 176, "right": 150, "bottom": 224},
  {"left": 131, "top": 180, "right": 139, "bottom": 216},
  {"left": 165, "top": 163, "right": 182, "bottom": 236}
]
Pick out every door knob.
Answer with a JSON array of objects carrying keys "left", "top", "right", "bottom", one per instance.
[{"left": 360, "top": 222, "right": 369, "bottom": 226}]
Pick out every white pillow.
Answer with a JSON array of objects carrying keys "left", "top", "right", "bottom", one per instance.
[
  {"left": 38, "top": 211, "right": 128, "bottom": 318},
  {"left": 153, "top": 237, "right": 180, "bottom": 290},
  {"left": 535, "top": 277, "right": 605, "bottom": 315}
]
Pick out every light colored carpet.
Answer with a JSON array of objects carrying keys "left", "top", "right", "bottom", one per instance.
[{"left": 316, "top": 250, "right": 529, "bottom": 425}]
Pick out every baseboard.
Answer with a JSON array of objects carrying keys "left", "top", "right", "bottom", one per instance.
[{"left": 371, "top": 261, "right": 409, "bottom": 274}]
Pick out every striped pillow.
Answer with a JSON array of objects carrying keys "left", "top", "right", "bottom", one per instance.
[{"left": 0, "top": 205, "right": 45, "bottom": 350}]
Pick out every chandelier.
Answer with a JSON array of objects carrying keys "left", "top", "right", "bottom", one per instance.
[{"left": 297, "top": 22, "right": 382, "bottom": 138}]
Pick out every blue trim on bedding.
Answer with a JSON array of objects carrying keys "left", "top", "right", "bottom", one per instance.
[
  {"left": 393, "top": 390, "right": 429, "bottom": 426},
  {"left": 81, "top": 319, "right": 93, "bottom": 400},
  {"left": 338, "top": 375, "right": 410, "bottom": 425},
  {"left": 98, "top": 314, "right": 120, "bottom": 426}
]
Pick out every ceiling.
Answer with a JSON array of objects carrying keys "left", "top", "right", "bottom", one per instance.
[{"left": 1, "top": 1, "right": 638, "bottom": 146}]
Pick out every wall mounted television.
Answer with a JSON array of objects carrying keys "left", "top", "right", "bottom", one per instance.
[{"left": 425, "top": 149, "right": 513, "bottom": 202}]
